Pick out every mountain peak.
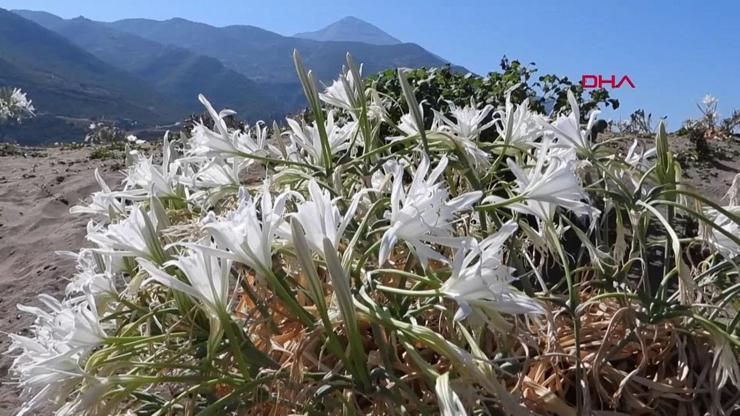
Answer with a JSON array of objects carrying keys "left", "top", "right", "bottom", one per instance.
[{"left": 293, "top": 16, "right": 401, "bottom": 45}]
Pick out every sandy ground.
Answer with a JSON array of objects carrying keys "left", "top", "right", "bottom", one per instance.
[
  {"left": 0, "top": 147, "right": 121, "bottom": 415},
  {"left": 0, "top": 136, "right": 737, "bottom": 414}
]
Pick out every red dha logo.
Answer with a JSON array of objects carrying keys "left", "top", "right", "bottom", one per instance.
[{"left": 581, "top": 74, "right": 635, "bottom": 89}]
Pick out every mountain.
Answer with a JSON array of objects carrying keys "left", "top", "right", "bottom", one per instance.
[
  {"left": 14, "top": 11, "right": 281, "bottom": 120},
  {"left": 0, "top": 8, "right": 183, "bottom": 125},
  {"left": 294, "top": 16, "right": 402, "bottom": 45},
  {"left": 105, "top": 18, "right": 457, "bottom": 85}
]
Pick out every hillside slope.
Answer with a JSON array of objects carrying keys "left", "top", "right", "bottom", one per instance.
[
  {"left": 14, "top": 11, "right": 280, "bottom": 120},
  {"left": 0, "top": 8, "right": 182, "bottom": 124}
]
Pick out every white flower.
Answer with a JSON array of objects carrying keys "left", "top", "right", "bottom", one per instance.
[
  {"left": 703, "top": 206, "right": 740, "bottom": 258},
  {"left": 138, "top": 244, "right": 232, "bottom": 318},
  {"left": 189, "top": 95, "right": 278, "bottom": 159},
  {"left": 703, "top": 94, "right": 718, "bottom": 107},
  {"left": 58, "top": 249, "right": 117, "bottom": 299},
  {"left": 379, "top": 154, "right": 482, "bottom": 267},
  {"left": 286, "top": 111, "right": 356, "bottom": 164},
  {"left": 495, "top": 91, "right": 542, "bottom": 147},
  {"left": 123, "top": 135, "right": 179, "bottom": 199},
  {"left": 394, "top": 103, "right": 438, "bottom": 139},
  {"left": 204, "top": 183, "right": 289, "bottom": 274},
  {"left": 15, "top": 295, "right": 106, "bottom": 352},
  {"left": 625, "top": 139, "right": 657, "bottom": 170},
  {"left": 321, "top": 68, "right": 360, "bottom": 112},
  {"left": 9, "top": 294, "right": 107, "bottom": 416},
  {"left": 484, "top": 147, "right": 597, "bottom": 222},
  {"left": 540, "top": 90, "right": 599, "bottom": 153},
  {"left": 284, "top": 179, "right": 362, "bottom": 258},
  {"left": 435, "top": 102, "right": 494, "bottom": 140},
  {"left": 8, "top": 343, "right": 86, "bottom": 416},
  {"left": 70, "top": 168, "right": 125, "bottom": 219},
  {"left": 0, "top": 88, "right": 34, "bottom": 122},
  {"left": 441, "top": 221, "right": 543, "bottom": 320},
  {"left": 87, "top": 206, "right": 162, "bottom": 260},
  {"left": 433, "top": 103, "right": 492, "bottom": 171}
]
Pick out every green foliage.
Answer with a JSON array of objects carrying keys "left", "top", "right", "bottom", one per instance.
[{"left": 370, "top": 57, "right": 619, "bottom": 132}]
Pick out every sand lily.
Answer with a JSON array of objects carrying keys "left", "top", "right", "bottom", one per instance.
[
  {"left": 0, "top": 87, "right": 35, "bottom": 122},
  {"left": 286, "top": 111, "right": 356, "bottom": 164},
  {"left": 433, "top": 103, "right": 492, "bottom": 171},
  {"left": 70, "top": 168, "right": 125, "bottom": 219},
  {"left": 284, "top": 179, "right": 362, "bottom": 258},
  {"left": 379, "top": 154, "right": 482, "bottom": 267},
  {"left": 58, "top": 249, "right": 117, "bottom": 300},
  {"left": 625, "top": 139, "right": 657, "bottom": 170},
  {"left": 540, "top": 90, "right": 600, "bottom": 154},
  {"left": 435, "top": 102, "right": 495, "bottom": 140},
  {"left": 204, "top": 183, "right": 288, "bottom": 275},
  {"left": 441, "top": 221, "right": 543, "bottom": 320},
  {"left": 702, "top": 206, "right": 740, "bottom": 258},
  {"left": 16, "top": 295, "right": 106, "bottom": 352},
  {"left": 483, "top": 146, "right": 597, "bottom": 223},
  {"left": 496, "top": 91, "right": 542, "bottom": 147},
  {"left": 124, "top": 135, "right": 179, "bottom": 199},
  {"left": 8, "top": 342, "right": 87, "bottom": 416},
  {"left": 321, "top": 68, "right": 360, "bottom": 112},
  {"left": 189, "top": 96, "right": 278, "bottom": 159},
  {"left": 138, "top": 245, "right": 232, "bottom": 318},
  {"left": 87, "top": 206, "right": 165, "bottom": 261}
]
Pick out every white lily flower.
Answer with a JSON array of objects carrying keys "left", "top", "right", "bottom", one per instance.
[
  {"left": 393, "top": 103, "right": 439, "bottom": 140},
  {"left": 441, "top": 221, "right": 543, "bottom": 320},
  {"left": 539, "top": 89, "right": 599, "bottom": 153},
  {"left": 58, "top": 249, "right": 117, "bottom": 299},
  {"left": 436, "top": 102, "right": 494, "bottom": 140},
  {"left": 138, "top": 244, "right": 232, "bottom": 318},
  {"left": 124, "top": 135, "right": 179, "bottom": 198},
  {"left": 379, "top": 154, "right": 482, "bottom": 267},
  {"left": 286, "top": 111, "right": 356, "bottom": 164},
  {"left": 625, "top": 139, "right": 657, "bottom": 170},
  {"left": 321, "top": 68, "right": 360, "bottom": 112},
  {"left": 702, "top": 206, "right": 740, "bottom": 258},
  {"left": 204, "top": 183, "right": 289, "bottom": 274},
  {"left": 284, "top": 179, "right": 362, "bottom": 258},
  {"left": 432, "top": 103, "right": 492, "bottom": 172},
  {"left": 189, "top": 95, "right": 277, "bottom": 159},
  {"left": 69, "top": 168, "right": 125, "bottom": 219},
  {"left": 87, "top": 206, "right": 162, "bottom": 260},
  {"left": 0, "top": 88, "right": 34, "bottom": 122},
  {"left": 16, "top": 295, "right": 106, "bottom": 352},
  {"left": 496, "top": 92, "right": 542, "bottom": 147},
  {"left": 8, "top": 343, "right": 86, "bottom": 416},
  {"left": 484, "top": 145, "right": 597, "bottom": 223}
]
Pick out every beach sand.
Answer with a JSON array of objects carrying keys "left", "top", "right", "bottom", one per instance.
[{"left": 0, "top": 147, "right": 121, "bottom": 414}]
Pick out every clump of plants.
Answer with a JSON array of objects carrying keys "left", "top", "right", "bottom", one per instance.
[
  {"left": 369, "top": 57, "right": 619, "bottom": 137},
  {"left": 679, "top": 95, "right": 740, "bottom": 159},
  {"left": 82, "top": 121, "right": 147, "bottom": 160},
  {"left": 7, "top": 53, "right": 739, "bottom": 415},
  {"left": 616, "top": 108, "right": 663, "bottom": 135},
  {"left": 0, "top": 87, "right": 35, "bottom": 124}
]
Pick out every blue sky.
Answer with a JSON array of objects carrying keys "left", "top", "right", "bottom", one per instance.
[{"left": 1, "top": 0, "right": 738, "bottom": 129}]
